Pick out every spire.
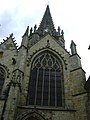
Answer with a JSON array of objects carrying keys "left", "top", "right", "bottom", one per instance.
[
  {"left": 21, "top": 26, "right": 29, "bottom": 47},
  {"left": 22, "top": 26, "right": 29, "bottom": 37},
  {"left": 70, "top": 40, "right": 77, "bottom": 55},
  {"left": 37, "top": 5, "right": 56, "bottom": 36}
]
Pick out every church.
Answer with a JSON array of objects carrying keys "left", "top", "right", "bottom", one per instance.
[{"left": 0, "top": 5, "right": 89, "bottom": 120}]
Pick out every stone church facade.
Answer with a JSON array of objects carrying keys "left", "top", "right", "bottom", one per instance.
[{"left": 0, "top": 5, "right": 89, "bottom": 120}]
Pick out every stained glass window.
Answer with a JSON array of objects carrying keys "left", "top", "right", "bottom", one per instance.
[{"left": 28, "top": 52, "right": 63, "bottom": 107}]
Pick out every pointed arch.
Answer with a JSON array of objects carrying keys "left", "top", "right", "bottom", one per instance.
[
  {"left": 27, "top": 47, "right": 67, "bottom": 70},
  {"left": 16, "top": 111, "right": 46, "bottom": 120},
  {"left": 27, "top": 50, "right": 64, "bottom": 107}
]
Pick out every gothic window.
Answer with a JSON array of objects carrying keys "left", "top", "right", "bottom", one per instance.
[
  {"left": 0, "top": 67, "right": 6, "bottom": 95},
  {"left": 28, "top": 52, "right": 63, "bottom": 107}
]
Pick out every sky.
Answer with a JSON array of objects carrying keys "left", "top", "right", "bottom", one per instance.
[{"left": 0, "top": 0, "right": 90, "bottom": 79}]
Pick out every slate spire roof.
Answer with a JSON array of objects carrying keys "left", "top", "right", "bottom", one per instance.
[{"left": 37, "top": 5, "right": 57, "bottom": 36}]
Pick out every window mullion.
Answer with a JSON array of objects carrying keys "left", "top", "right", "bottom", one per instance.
[
  {"left": 41, "top": 68, "right": 45, "bottom": 106},
  {"left": 61, "top": 71, "right": 63, "bottom": 106},
  {"left": 48, "top": 68, "right": 50, "bottom": 106},
  {"left": 55, "top": 69, "right": 57, "bottom": 107},
  {"left": 34, "top": 68, "right": 39, "bottom": 105}
]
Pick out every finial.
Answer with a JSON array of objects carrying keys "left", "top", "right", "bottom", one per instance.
[
  {"left": 3, "top": 39, "right": 6, "bottom": 42},
  {"left": 58, "top": 26, "right": 60, "bottom": 35},
  {"left": 61, "top": 30, "right": 64, "bottom": 39},
  {"left": 34, "top": 24, "right": 37, "bottom": 33},
  {"left": 6, "top": 37, "right": 9, "bottom": 39},
  {"left": 70, "top": 40, "right": 77, "bottom": 55},
  {"left": 30, "top": 27, "right": 33, "bottom": 36},
  {"left": 23, "top": 26, "right": 29, "bottom": 37},
  {"left": 9, "top": 33, "right": 13, "bottom": 38},
  {"left": 61, "top": 30, "right": 64, "bottom": 35}
]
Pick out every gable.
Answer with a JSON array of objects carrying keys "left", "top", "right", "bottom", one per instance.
[
  {"left": 28, "top": 34, "right": 69, "bottom": 58},
  {"left": 0, "top": 35, "right": 18, "bottom": 69},
  {"left": 0, "top": 36, "right": 17, "bottom": 52}
]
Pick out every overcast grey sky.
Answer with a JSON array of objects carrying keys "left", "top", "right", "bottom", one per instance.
[{"left": 0, "top": 0, "right": 90, "bottom": 79}]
